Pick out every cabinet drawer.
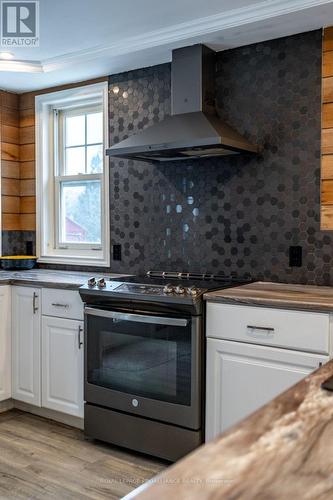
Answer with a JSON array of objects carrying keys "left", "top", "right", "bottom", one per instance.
[
  {"left": 42, "top": 289, "right": 83, "bottom": 320},
  {"left": 206, "top": 302, "right": 330, "bottom": 354}
]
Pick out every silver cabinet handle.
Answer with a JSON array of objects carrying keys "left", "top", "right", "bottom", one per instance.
[
  {"left": 51, "top": 303, "right": 69, "bottom": 309},
  {"left": 33, "top": 292, "right": 38, "bottom": 314},
  {"left": 246, "top": 325, "right": 275, "bottom": 338},
  {"left": 78, "top": 325, "right": 83, "bottom": 349},
  {"left": 247, "top": 325, "right": 275, "bottom": 332}
]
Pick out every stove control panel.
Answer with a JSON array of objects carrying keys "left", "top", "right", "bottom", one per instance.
[
  {"left": 85, "top": 278, "right": 122, "bottom": 292},
  {"left": 163, "top": 283, "right": 200, "bottom": 296},
  {"left": 85, "top": 278, "right": 202, "bottom": 298}
]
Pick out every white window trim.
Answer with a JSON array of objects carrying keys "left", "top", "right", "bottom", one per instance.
[{"left": 36, "top": 82, "right": 110, "bottom": 267}]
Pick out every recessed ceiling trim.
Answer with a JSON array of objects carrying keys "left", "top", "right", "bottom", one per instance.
[{"left": 41, "top": 0, "right": 333, "bottom": 72}]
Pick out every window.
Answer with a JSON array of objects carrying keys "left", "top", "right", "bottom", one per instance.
[{"left": 36, "top": 83, "right": 109, "bottom": 266}]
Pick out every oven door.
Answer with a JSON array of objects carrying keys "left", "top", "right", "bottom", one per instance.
[{"left": 84, "top": 307, "right": 202, "bottom": 429}]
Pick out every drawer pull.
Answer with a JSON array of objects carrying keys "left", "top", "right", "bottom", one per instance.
[
  {"left": 33, "top": 292, "right": 38, "bottom": 314},
  {"left": 247, "top": 325, "right": 275, "bottom": 334},
  {"left": 78, "top": 325, "right": 83, "bottom": 349},
  {"left": 51, "top": 303, "right": 69, "bottom": 309}
]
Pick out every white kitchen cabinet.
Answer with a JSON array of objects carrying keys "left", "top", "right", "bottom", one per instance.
[
  {"left": 12, "top": 286, "right": 41, "bottom": 406},
  {"left": 42, "top": 316, "right": 84, "bottom": 417},
  {"left": 42, "top": 288, "right": 84, "bottom": 320},
  {"left": 206, "top": 338, "right": 329, "bottom": 441},
  {"left": 0, "top": 286, "right": 11, "bottom": 401},
  {"left": 206, "top": 303, "right": 330, "bottom": 354}
]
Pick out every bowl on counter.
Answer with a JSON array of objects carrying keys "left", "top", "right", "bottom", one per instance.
[{"left": 0, "top": 256, "right": 37, "bottom": 270}]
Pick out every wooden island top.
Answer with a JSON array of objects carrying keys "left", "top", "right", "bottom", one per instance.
[{"left": 127, "top": 359, "right": 333, "bottom": 500}]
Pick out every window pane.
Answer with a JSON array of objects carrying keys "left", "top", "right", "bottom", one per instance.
[
  {"left": 87, "top": 144, "right": 103, "bottom": 173},
  {"left": 87, "top": 112, "right": 103, "bottom": 144},
  {"left": 65, "top": 115, "right": 85, "bottom": 146},
  {"left": 60, "top": 180, "right": 101, "bottom": 244},
  {"left": 65, "top": 146, "right": 85, "bottom": 175}
]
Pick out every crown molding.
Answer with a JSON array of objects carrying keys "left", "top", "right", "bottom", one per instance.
[
  {"left": 1, "top": 0, "right": 332, "bottom": 74},
  {"left": 40, "top": 0, "right": 332, "bottom": 72},
  {"left": 0, "top": 59, "right": 42, "bottom": 72}
]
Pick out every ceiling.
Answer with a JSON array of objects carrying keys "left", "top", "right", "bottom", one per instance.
[{"left": 2, "top": 0, "right": 333, "bottom": 93}]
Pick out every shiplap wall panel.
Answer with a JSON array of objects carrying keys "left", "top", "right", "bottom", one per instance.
[
  {"left": 2, "top": 214, "right": 20, "bottom": 230},
  {"left": 2, "top": 178, "right": 20, "bottom": 196},
  {"left": 322, "top": 155, "right": 333, "bottom": 179},
  {"left": 323, "top": 77, "right": 333, "bottom": 102},
  {"left": 322, "top": 103, "right": 333, "bottom": 128},
  {"left": 2, "top": 160, "right": 20, "bottom": 180},
  {"left": 324, "top": 27, "right": 333, "bottom": 51},
  {"left": 20, "top": 196, "right": 35, "bottom": 214},
  {"left": 321, "top": 205, "right": 333, "bottom": 229},
  {"left": 321, "top": 180, "right": 333, "bottom": 204},
  {"left": 2, "top": 196, "right": 20, "bottom": 214},
  {"left": 1, "top": 91, "right": 20, "bottom": 231},
  {"left": 20, "top": 161, "right": 35, "bottom": 180},
  {"left": 321, "top": 28, "right": 333, "bottom": 228},
  {"left": 323, "top": 50, "right": 333, "bottom": 77}
]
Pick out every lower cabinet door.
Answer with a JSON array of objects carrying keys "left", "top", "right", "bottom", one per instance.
[
  {"left": 12, "top": 286, "right": 41, "bottom": 406},
  {"left": 0, "top": 286, "right": 11, "bottom": 401},
  {"left": 205, "top": 338, "right": 329, "bottom": 442},
  {"left": 42, "top": 316, "right": 84, "bottom": 417}
]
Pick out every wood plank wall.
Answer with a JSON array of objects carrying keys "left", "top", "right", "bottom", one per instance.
[
  {"left": 18, "top": 76, "right": 108, "bottom": 232},
  {"left": 1, "top": 91, "right": 20, "bottom": 230},
  {"left": 322, "top": 27, "right": 333, "bottom": 228},
  {"left": 20, "top": 91, "right": 35, "bottom": 231}
]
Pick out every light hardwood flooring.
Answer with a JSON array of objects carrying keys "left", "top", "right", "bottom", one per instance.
[{"left": 0, "top": 410, "right": 167, "bottom": 499}]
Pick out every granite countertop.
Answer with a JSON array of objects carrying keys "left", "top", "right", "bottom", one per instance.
[
  {"left": 0, "top": 269, "right": 126, "bottom": 289},
  {"left": 128, "top": 359, "right": 333, "bottom": 500},
  {"left": 204, "top": 281, "right": 333, "bottom": 312}
]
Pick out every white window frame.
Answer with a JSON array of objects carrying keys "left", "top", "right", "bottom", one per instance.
[{"left": 36, "top": 82, "right": 110, "bottom": 267}]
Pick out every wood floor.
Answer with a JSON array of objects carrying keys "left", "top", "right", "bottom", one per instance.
[{"left": 0, "top": 410, "right": 167, "bottom": 499}]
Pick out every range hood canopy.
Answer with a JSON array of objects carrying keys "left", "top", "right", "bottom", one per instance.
[{"left": 106, "top": 44, "right": 259, "bottom": 163}]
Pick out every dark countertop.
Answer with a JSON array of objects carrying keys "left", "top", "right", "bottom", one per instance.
[
  {"left": 0, "top": 269, "right": 126, "bottom": 289},
  {"left": 128, "top": 360, "right": 333, "bottom": 500},
  {"left": 204, "top": 281, "right": 333, "bottom": 312}
]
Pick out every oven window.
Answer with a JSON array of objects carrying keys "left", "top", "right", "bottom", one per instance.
[{"left": 86, "top": 313, "right": 192, "bottom": 405}]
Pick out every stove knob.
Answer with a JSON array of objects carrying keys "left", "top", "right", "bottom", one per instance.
[
  {"left": 175, "top": 285, "right": 186, "bottom": 295},
  {"left": 88, "top": 277, "right": 96, "bottom": 287},
  {"left": 188, "top": 286, "right": 199, "bottom": 297},
  {"left": 163, "top": 284, "right": 175, "bottom": 294},
  {"left": 97, "top": 278, "right": 106, "bottom": 288}
]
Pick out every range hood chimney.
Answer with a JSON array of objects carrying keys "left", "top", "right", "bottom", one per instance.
[{"left": 106, "top": 44, "right": 259, "bottom": 162}]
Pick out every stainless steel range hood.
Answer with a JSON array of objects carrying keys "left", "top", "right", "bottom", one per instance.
[{"left": 106, "top": 44, "right": 259, "bottom": 162}]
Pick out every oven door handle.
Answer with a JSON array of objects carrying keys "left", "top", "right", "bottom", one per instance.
[{"left": 84, "top": 307, "right": 188, "bottom": 327}]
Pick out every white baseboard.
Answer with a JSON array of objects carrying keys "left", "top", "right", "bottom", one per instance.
[{"left": 13, "top": 400, "right": 84, "bottom": 429}]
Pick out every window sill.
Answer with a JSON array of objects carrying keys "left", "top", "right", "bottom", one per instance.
[{"left": 37, "top": 254, "right": 110, "bottom": 268}]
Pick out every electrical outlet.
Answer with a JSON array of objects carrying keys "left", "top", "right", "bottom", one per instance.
[
  {"left": 289, "top": 246, "right": 302, "bottom": 267},
  {"left": 113, "top": 244, "right": 122, "bottom": 261}
]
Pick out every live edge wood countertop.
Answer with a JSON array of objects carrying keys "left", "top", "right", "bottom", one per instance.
[
  {"left": 128, "top": 360, "right": 333, "bottom": 500},
  {"left": 204, "top": 281, "right": 333, "bottom": 312}
]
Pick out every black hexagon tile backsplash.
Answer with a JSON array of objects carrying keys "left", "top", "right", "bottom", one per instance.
[
  {"left": 6, "top": 30, "right": 332, "bottom": 284},
  {"left": 108, "top": 30, "right": 333, "bottom": 284}
]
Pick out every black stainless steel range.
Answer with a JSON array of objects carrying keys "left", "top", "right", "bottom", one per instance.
[{"left": 79, "top": 271, "right": 251, "bottom": 461}]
